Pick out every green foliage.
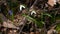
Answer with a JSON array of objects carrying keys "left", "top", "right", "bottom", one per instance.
[
  {"left": 22, "top": 11, "right": 52, "bottom": 28},
  {"left": 56, "top": 14, "right": 60, "bottom": 20},
  {"left": 7, "top": 0, "right": 18, "bottom": 8},
  {"left": 6, "top": 0, "right": 18, "bottom": 21},
  {"left": 43, "top": 13, "right": 52, "bottom": 17},
  {"left": 56, "top": 14, "right": 60, "bottom": 32},
  {"left": 0, "top": 18, "right": 3, "bottom": 23},
  {"left": 0, "top": 14, "right": 3, "bottom": 23},
  {"left": 10, "top": 11, "right": 14, "bottom": 21},
  {"left": 22, "top": 14, "right": 44, "bottom": 28},
  {"left": 56, "top": 23, "right": 60, "bottom": 32},
  {"left": 0, "top": 32, "right": 2, "bottom": 34}
]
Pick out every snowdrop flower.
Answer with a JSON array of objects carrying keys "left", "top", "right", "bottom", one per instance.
[
  {"left": 31, "top": 10, "right": 36, "bottom": 15},
  {"left": 20, "top": 5, "right": 25, "bottom": 11}
]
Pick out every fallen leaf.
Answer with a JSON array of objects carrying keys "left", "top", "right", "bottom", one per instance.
[{"left": 47, "top": 0, "right": 57, "bottom": 6}]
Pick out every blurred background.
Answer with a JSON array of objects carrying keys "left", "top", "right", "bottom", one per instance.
[{"left": 0, "top": 0, "right": 60, "bottom": 34}]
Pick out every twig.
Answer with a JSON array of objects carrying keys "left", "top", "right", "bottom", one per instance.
[
  {"left": 30, "top": 0, "right": 38, "bottom": 8},
  {"left": 19, "top": 17, "right": 27, "bottom": 34},
  {"left": 19, "top": 23, "right": 26, "bottom": 34}
]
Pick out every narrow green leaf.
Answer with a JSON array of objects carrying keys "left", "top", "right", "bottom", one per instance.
[{"left": 22, "top": 14, "right": 44, "bottom": 28}]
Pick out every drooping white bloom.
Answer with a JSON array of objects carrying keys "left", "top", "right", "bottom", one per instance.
[
  {"left": 20, "top": 5, "right": 25, "bottom": 11},
  {"left": 31, "top": 10, "right": 36, "bottom": 15}
]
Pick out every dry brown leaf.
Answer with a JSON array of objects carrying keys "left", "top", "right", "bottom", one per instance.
[
  {"left": 47, "top": 0, "right": 57, "bottom": 6},
  {"left": 3, "top": 21, "right": 19, "bottom": 29},
  {"left": 30, "top": 32, "right": 34, "bottom": 34}
]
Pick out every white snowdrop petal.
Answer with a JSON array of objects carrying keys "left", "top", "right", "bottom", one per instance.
[
  {"left": 20, "top": 5, "right": 25, "bottom": 11},
  {"left": 31, "top": 11, "right": 36, "bottom": 15}
]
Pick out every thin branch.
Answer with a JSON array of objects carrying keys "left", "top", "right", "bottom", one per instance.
[
  {"left": 30, "top": 0, "right": 38, "bottom": 8},
  {"left": 19, "top": 17, "right": 27, "bottom": 34}
]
